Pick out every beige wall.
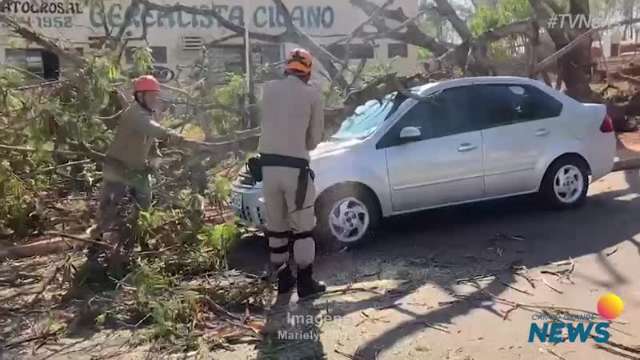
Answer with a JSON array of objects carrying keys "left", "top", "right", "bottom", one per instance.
[{"left": 0, "top": 0, "right": 420, "bottom": 77}]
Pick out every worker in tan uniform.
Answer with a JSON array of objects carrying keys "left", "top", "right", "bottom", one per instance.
[
  {"left": 88, "top": 75, "right": 189, "bottom": 258},
  {"left": 257, "top": 48, "right": 326, "bottom": 298}
]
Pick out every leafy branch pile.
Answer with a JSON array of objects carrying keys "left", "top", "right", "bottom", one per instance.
[{"left": 0, "top": 44, "right": 276, "bottom": 352}]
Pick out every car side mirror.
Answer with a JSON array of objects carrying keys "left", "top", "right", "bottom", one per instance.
[{"left": 399, "top": 126, "right": 422, "bottom": 141}]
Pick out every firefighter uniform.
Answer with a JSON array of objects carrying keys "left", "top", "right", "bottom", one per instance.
[
  {"left": 90, "top": 76, "right": 180, "bottom": 255},
  {"left": 258, "top": 60, "right": 326, "bottom": 298},
  {"left": 95, "top": 101, "right": 174, "bottom": 239}
]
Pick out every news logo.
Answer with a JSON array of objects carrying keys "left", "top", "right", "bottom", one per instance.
[{"left": 528, "top": 293, "right": 624, "bottom": 344}]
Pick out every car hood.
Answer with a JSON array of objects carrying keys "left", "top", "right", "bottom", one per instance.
[
  {"left": 310, "top": 138, "right": 362, "bottom": 161},
  {"left": 234, "top": 139, "right": 361, "bottom": 191}
]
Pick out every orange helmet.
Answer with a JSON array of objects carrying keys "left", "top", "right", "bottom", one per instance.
[
  {"left": 133, "top": 75, "right": 160, "bottom": 92},
  {"left": 285, "top": 48, "right": 312, "bottom": 75}
]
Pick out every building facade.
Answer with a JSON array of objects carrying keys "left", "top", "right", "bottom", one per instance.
[{"left": 0, "top": 0, "right": 420, "bottom": 83}]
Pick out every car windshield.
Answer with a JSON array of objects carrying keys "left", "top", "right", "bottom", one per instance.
[{"left": 331, "top": 93, "right": 402, "bottom": 140}]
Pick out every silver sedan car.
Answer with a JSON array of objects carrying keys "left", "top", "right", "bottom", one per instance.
[{"left": 231, "top": 76, "right": 616, "bottom": 248}]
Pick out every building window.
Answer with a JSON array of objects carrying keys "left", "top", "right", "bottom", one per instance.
[
  {"left": 209, "top": 45, "right": 245, "bottom": 74},
  {"left": 5, "top": 49, "right": 60, "bottom": 80},
  {"left": 325, "top": 44, "right": 374, "bottom": 59},
  {"left": 388, "top": 43, "right": 408, "bottom": 58},
  {"left": 251, "top": 44, "right": 282, "bottom": 82},
  {"left": 251, "top": 44, "right": 282, "bottom": 66},
  {"left": 124, "top": 46, "right": 168, "bottom": 64}
]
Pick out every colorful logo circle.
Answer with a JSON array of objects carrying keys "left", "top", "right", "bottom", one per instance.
[{"left": 597, "top": 293, "right": 624, "bottom": 320}]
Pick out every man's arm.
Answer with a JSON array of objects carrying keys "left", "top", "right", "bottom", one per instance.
[
  {"left": 306, "top": 90, "right": 325, "bottom": 150},
  {"left": 130, "top": 108, "right": 177, "bottom": 140}
]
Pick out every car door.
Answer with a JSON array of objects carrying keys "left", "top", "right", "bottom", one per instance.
[
  {"left": 377, "top": 86, "right": 485, "bottom": 213},
  {"left": 477, "top": 84, "right": 564, "bottom": 197}
]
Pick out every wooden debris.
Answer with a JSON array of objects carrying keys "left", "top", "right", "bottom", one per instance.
[
  {"left": 513, "top": 272, "right": 536, "bottom": 289},
  {"left": 355, "top": 271, "right": 381, "bottom": 281},
  {"left": 592, "top": 336, "right": 640, "bottom": 355},
  {"left": 541, "top": 277, "right": 563, "bottom": 294},
  {"left": 606, "top": 247, "right": 619, "bottom": 257},
  {"left": 356, "top": 311, "right": 389, "bottom": 327},
  {"left": 464, "top": 282, "right": 627, "bottom": 326},
  {"left": 548, "top": 260, "right": 573, "bottom": 267},
  {"left": 438, "top": 300, "right": 462, "bottom": 306},
  {"left": 594, "top": 345, "right": 640, "bottom": 360},
  {"left": 540, "top": 259, "right": 575, "bottom": 284},
  {"left": 423, "top": 321, "right": 451, "bottom": 334},
  {"left": 503, "top": 304, "right": 521, "bottom": 320},
  {"left": 376, "top": 303, "right": 400, "bottom": 310},
  {"left": 334, "top": 348, "right": 366, "bottom": 360},
  {"left": 499, "top": 280, "right": 534, "bottom": 296},
  {"left": 2, "top": 329, "right": 61, "bottom": 349},
  {"left": 544, "top": 348, "right": 568, "bottom": 360},
  {"left": 457, "top": 274, "right": 496, "bottom": 284},
  {"left": 324, "top": 285, "right": 382, "bottom": 295}
]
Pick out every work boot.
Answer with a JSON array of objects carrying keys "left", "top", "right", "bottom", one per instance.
[
  {"left": 297, "top": 265, "right": 326, "bottom": 299},
  {"left": 276, "top": 264, "right": 296, "bottom": 294}
]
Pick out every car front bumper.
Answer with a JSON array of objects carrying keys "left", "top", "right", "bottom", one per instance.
[{"left": 231, "top": 183, "right": 267, "bottom": 229}]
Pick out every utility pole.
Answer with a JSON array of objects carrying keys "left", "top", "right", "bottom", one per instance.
[{"left": 243, "top": 0, "right": 256, "bottom": 129}]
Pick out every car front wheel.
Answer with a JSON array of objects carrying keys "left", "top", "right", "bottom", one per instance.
[
  {"left": 540, "top": 156, "right": 590, "bottom": 209},
  {"left": 314, "top": 185, "right": 381, "bottom": 252}
]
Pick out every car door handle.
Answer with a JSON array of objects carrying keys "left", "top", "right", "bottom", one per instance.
[
  {"left": 458, "top": 143, "right": 477, "bottom": 152},
  {"left": 535, "top": 128, "right": 550, "bottom": 137}
]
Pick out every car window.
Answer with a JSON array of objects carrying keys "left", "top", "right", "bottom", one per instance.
[
  {"left": 471, "top": 84, "right": 563, "bottom": 128},
  {"left": 376, "top": 86, "right": 477, "bottom": 149}
]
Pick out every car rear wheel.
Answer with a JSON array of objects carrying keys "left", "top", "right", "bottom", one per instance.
[
  {"left": 314, "top": 185, "right": 381, "bottom": 253},
  {"left": 540, "top": 156, "right": 589, "bottom": 209}
]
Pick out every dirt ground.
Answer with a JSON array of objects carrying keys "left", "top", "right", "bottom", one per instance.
[
  {"left": 2, "top": 136, "right": 640, "bottom": 359},
  {"left": 211, "top": 168, "right": 640, "bottom": 360}
]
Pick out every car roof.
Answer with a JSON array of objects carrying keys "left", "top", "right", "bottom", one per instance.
[{"left": 412, "top": 76, "right": 543, "bottom": 95}]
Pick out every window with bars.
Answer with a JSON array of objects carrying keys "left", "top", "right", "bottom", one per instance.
[{"left": 388, "top": 43, "right": 408, "bottom": 58}]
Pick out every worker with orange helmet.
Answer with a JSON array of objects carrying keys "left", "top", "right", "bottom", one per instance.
[
  {"left": 253, "top": 48, "right": 326, "bottom": 298},
  {"left": 89, "top": 75, "right": 186, "bottom": 259}
]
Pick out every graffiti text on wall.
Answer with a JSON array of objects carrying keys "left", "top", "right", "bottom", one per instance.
[
  {"left": 90, "top": 4, "right": 335, "bottom": 30},
  {"left": 0, "top": 1, "right": 82, "bottom": 14},
  {"left": 0, "top": 0, "right": 81, "bottom": 28}
]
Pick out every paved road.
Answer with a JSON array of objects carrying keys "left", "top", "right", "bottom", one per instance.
[{"left": 226, "top": 170, "right": 640, "bottom": 360}]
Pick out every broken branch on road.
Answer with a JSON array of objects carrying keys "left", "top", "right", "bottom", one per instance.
[
  {"left": 499, "top": 280, "right": 534, "bottom": 296},
  {"left": 423, "top": 321, "right": 451, "bottom": 334},
  {"left": 541, "top": 277, "right": 564, "bottom": 294}
]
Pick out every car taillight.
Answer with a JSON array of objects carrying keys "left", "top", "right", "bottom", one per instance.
[{"left": 600, "top": 114, "right": 614, "bottom": 133}]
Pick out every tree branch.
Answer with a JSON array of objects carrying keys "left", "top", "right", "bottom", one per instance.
[
  {"left": 528, "top": 0, "right": 567, "bottom": 45},
  {"left": 533, "top": 17, "right": 640, "bottom": 75},
  {"left": 476, "top": 19, "right": 539, "bottom": 43},
  {"left": 433, "top": 0, "right": 473, "bottom": 41},
  {"left": 350, "top": 0, "right": 449, "bottom": 56}
]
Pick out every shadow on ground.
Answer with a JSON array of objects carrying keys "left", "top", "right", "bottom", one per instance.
[{"left": 226, "top": 171, "right": 640, "bottom": 359}]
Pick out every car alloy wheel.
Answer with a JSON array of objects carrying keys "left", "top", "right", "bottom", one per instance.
[
  {"left": 552, "top": 164, "right": 584, "bottom": 204},
  {"left": 328, "top": 197, "right": 370, "bottom": 243}
]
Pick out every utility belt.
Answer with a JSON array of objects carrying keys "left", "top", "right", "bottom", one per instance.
[{"left": 247, "top": 153, "right": 315, "bottom": 211}]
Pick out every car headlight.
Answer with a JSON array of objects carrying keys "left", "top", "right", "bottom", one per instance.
[{"left": 258, "top": 197, "right": 265, "bottom": 203}]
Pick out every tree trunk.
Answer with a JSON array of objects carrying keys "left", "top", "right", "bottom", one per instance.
[{"left": 560, "top": 0, "right": 597, "bottom": 102}]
